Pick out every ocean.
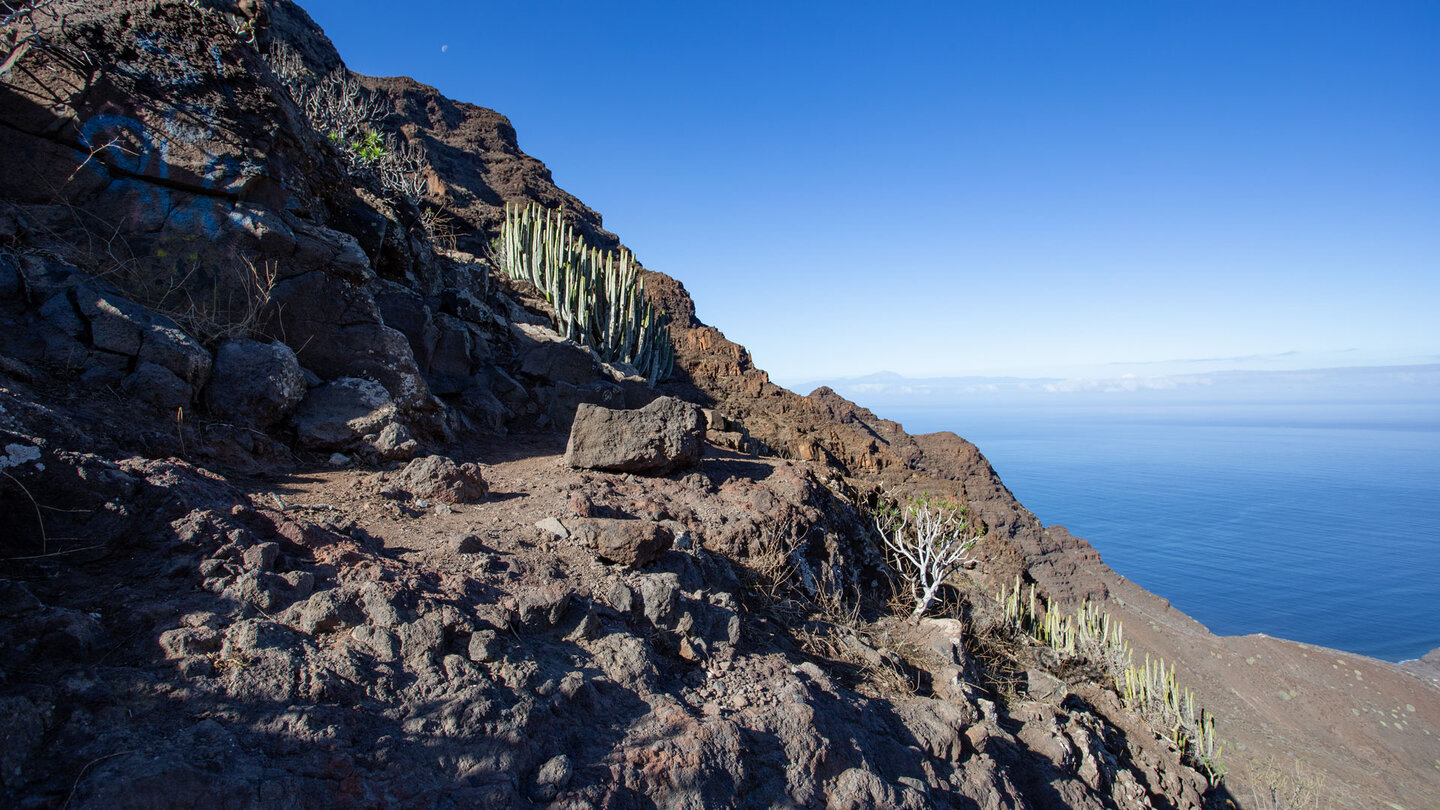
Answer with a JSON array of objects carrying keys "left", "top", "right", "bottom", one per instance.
[{"left": 872, "top": 401, "right": 1440, "bottom": 663}]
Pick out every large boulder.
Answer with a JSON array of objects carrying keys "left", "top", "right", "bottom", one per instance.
[
  {"left": 203, "top": 340, "right": 307, "bottom": 429},
  {"left": 564, "top": 396, "right": 704, "bottom": 474}
]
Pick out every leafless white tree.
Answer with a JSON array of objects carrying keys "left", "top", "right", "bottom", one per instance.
[{"left": 875, "top": 494, "right": 978, "bottom": 623}]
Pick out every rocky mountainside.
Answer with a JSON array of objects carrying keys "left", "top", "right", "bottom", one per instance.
[{"left": 0, "top": 1, "right": 1436, "bottom": 808}]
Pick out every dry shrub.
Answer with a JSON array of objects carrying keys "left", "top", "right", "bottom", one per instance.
[
  {"left": 98, "top": 254, "right": 278, "bottom": 346},
  {"left": 744, "top": 518, "right": 804, "bottom": 603},
  {"left": 794, "top": 622, "right": 919, "bottom": 699},
  {"left": 421, "top": 207, "right": 461, "bottom": 253},
  {"left": 1244, "top": 757, "right": 1326, "bottom": 810}
]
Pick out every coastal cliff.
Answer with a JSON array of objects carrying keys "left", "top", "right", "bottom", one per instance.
[{"left": 0, "top": 2, "right": 1436, "bottom": 807}]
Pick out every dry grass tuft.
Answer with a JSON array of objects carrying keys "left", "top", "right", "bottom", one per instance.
[
  {"left": 97, "top": 255, "right": 278, "bottom": 347},
  {"left": 1244, "top": 757, "right": 1327, "bottom": 810}
]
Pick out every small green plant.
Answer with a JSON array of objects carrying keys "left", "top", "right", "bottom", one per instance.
[
  {"left": 873, "top": 493, "right": 979, "bottom": 623},
  {"left": 266, "top": 44, "right": 426, "bottom": 202},
  {"left": 499, "top": 202, "right": 673, "bottom": 383}
]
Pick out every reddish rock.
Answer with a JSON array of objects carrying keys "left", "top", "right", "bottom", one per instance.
[
  {"left": 570, "top": 518, "right": 674, "bottom": 568},
  {"left": 394, "top": 455, "right": 487, "bottom": 504}
]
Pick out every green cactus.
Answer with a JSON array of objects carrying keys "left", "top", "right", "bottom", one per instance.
[
  {"left": 499, "top": 203, "right": 674, "bottom": 383},
  {"left": 995, "top": 577, "right": 1224, "bottom": 786}
]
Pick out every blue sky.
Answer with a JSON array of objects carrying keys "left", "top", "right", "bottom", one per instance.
[{"left": 296, "top": 0, "right": 1440, "bottom": 387}]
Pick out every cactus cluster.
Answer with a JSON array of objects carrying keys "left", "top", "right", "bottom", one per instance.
[
  {"left": 998, "top": 577, "right": 1224, "bottom": 785},
  {"left": 1122, "top": 654, "right": 1222, "bottom": 778},
  {"left": 499, "top": 203, "right": 674, "bottom": 384}
]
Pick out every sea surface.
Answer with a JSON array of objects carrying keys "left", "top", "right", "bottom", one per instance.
[{"left": 876, "top": 402, "right": 1440, "bottom": 663}]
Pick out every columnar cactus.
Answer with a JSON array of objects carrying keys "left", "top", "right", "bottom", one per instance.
[
  {"left": 499, "top": 203, "right": 674, "bottom": 383},
  {"left": 997, "top": 576, "right": 1224, "bottom": 784}
]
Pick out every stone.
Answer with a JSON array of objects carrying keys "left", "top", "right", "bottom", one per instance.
[
  {"left": 0, "top": 354, "right": 35, "bottom": 381},
  {"left": 295, "top": 589, "right": 360, "bottom": 635},
  {"left": 451, "top": 533, "right": 485, "bottom": 554},
  {"left": 122, "top": 362, "right": 194, "bottom": 411},
  {"left": 176, "top": 656, "right": 215, "bottom": 679},
  {"left": 40, "top": 609, "right": 104, "bottom": 655},
  {"left": 38, "top": 292, "right": 84, "bottom": 337},
  {"left": 546, "top": 380, "right": 625, "bottom": 430},
  {"left": 73, "top": 286, "right": 145, "bottom": 356},
  {"left": 535, "top": 517, "right": 569, "bottom": 539},
  {"left": 701, "top": 409, "right": 728, "bottom": 431},
  {"left": 0, "top": 444, "right": 42, "bottom": 472},
  {"left": 279, "top": 571, "right": 314, "bottom": 600},
  {"left": 399, "top": 615, "right": 446, "bottom": 664},
  {"left": 442, "top": 653, "right": 477, "bottom": 682},
  {"left": 590, "top": 633, "right": 656, "bottom": 690},
  {"left": 455, "top": 381, "right": 510, "bottom": 432},
  {"left": 597, "top": 580, "right": 635, "bottom": 615},
  {"left": 352, "top": 625, "right": 401, "bottom": 662},
  {"left": 393, "top": 455, "right": 487, "bottom": 504},
  {"left": 515, "top": 322, "right": 599, "bottom": 385},
  {"left": 375, "top": 281, "right": 438, "bottom": 371},
  {"left": 570, "top": 518, "right": 674, "bottom": 568},
  {"left": 242, "top": 542, "right": 280, "bottom": 572},
  {"left": 566, "top": 608, "right": 599, "bottom": 642},
  {"left": 359, "top": 586, "right": 401, "bottom": 628},
  {"left": 203, "top": 339, "right": 306, "bottom": 429},
  {"left": 0, "top": 253, "right": 20, "bottom": 301},
  {"left": 223, "top": 571, "right": 289, "bottom": 612},
  {"left": 158, "top": 627, "right": 221, "bottom": 659},
  {"left": 517, "top": 583, "right": 572, "bottom": 629},
  {"left": 638, "top": 574, "right": 679, "bottom": 627},
  {"left": 467, "top": 629, "right": 499, "bottom": 662},
  {"left": 292, "top": 377, "right": 397, "bottom": 451},
  {"left": 267, "top": 269, "right": 435, "bottom": 415},
  {"left": 137, "top": 321, "right": 212, "bottom": 389},
  {"left": 0, "top": 579, "right": 42, "bottom": 616},
  {"left": 366, "top": 421, "right": 418, "bottom": 461},
  {"left": 429, "top": 312, "right": 476, "bottom": 382},
  {"left": 533, "top": 754, "right": 573, "bottom": 800},
  {"left": 1026, "top": 668, "right": 1069, "bottom": 704},
  {"left": 564, "top": 396, "right": 705, "bottom": 474}
]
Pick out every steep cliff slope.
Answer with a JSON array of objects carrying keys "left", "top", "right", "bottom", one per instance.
[
  {"left": 0, "top": 1, "right": 1436, "bottom": 808},
  {"left": 374, "top": 30, "right": 1440, "bottom": 807}
]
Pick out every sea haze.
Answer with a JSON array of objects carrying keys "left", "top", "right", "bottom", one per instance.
[{"left": 807, "top": 365, "right": 1440, "bottom": 663}]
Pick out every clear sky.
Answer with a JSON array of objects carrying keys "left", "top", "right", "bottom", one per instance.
[{"left": 295, "top": 0, "right": 1439, "bottom": 387}]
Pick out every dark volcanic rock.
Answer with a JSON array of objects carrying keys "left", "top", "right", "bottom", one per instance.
[
  {"left": 564, "top": 396, "right": 704, "bottom": 474},
  {"left": 292, "top": 378, "right": 396, "bottom": 450},
  {"left": 0, "top": 3, "right": 1431, "bottom": 809},
  {"left": 203, "top": 339, "right": 307, "bottom": 429}
]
